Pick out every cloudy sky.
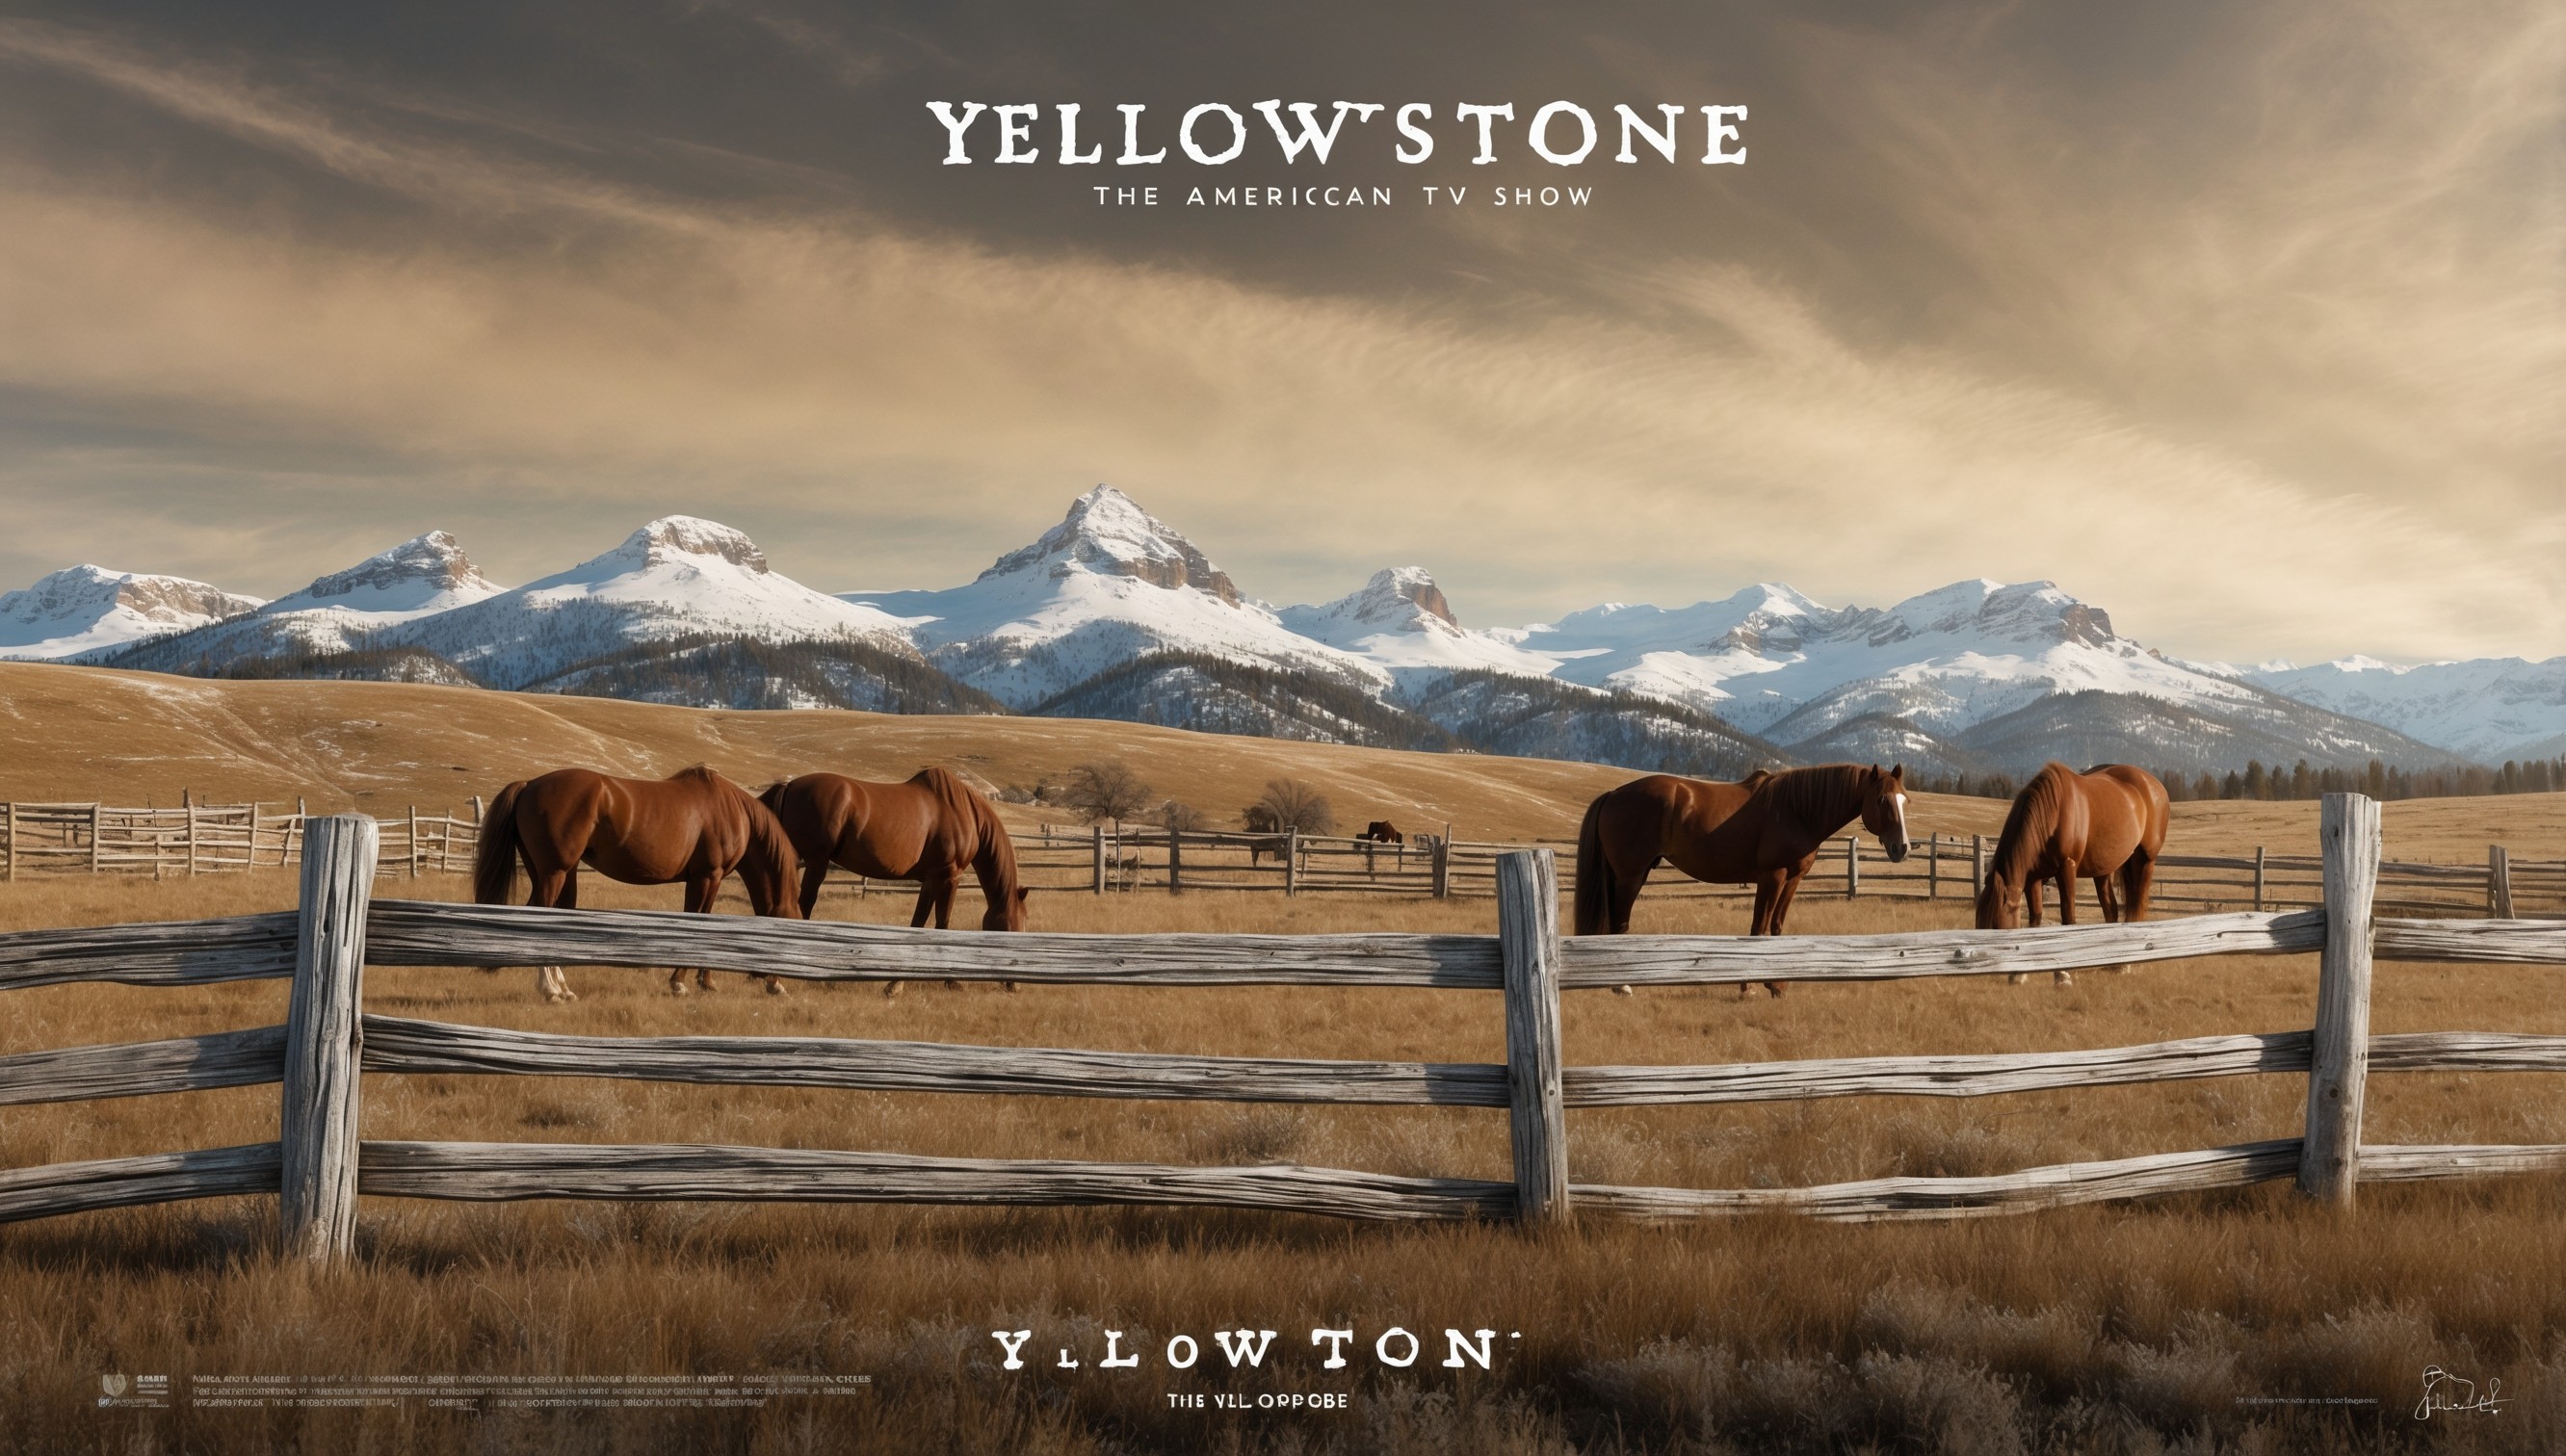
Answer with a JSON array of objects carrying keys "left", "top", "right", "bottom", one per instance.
[{"left": 0, "top": 1, "right": 2556, "bottom": 663}]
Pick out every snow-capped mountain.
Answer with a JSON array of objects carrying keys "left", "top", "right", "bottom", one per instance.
[
  {"left": 12, "top": 484, "right": 2531, "bottom": 778},
  {"left": 101, "top": 531, "right": 504, "bottom": 669},
  {"left": 2243, "top": 656, "right": 2566, "bottom": 763},
  {"left": 0, "top": 565, "right": 262, "bottom": 660},
  {"left": 847, "top": 485, "right": 1385, "bottom": 708},
  {"left": 387, "top": 516, "right": 917, "bottom": 690},
  {"left": 1277, "top": 566, "right": 1558, "bottom": 684}
]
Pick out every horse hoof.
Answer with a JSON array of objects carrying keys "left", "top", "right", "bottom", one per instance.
[
  {"left": 2007, "top": 974, "right": 2028, "bottom": 986},
  {"left": 1766, "top": 984, "right": 1785, "bottom": 999},
  {"left": 882, "top": 981, "right": 903, "bottom": 1000},
  {"left": 764, "top": 978, "right": 785, "bottom": 997},
  {"left": 2055, "top": 972, "right": 2076, "bottom": 988},
  {"left": 1003, "top": 981, "right": 1019, "bottom": 994},
  {"left": 1612, "top": 985, "right": 1636, "bottom": 997},
  {"left": 668, "top": 981, "right": 691, "bottom": 997}
]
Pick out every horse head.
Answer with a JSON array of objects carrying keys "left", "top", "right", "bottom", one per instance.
[
  {"left": 1975, "top": 874, "right": 2019, "bottom": 930},
  {"left": 1856, "top": 764, "right": 1911, "bottom": 863},
  {"left": 983, "top": 885, "right": 1030, "bottom": 931}
]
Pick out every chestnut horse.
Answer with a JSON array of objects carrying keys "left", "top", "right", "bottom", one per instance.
[
  {"left": 1574, "top": 764, "right": 1913, "bottom": 998},
  {"left": 759, "top": 768, "right": 1027, "bottom": 997},
  {"left": 472, "top": 766, "right": 802, "bottom": 1001},
  {"left": 1974, "top": 763, "right": 2170, "bottom": 986}
]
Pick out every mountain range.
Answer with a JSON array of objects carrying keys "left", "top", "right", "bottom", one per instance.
[{"left": 3, "top": 484, "right": 2553, "bottom": 779}]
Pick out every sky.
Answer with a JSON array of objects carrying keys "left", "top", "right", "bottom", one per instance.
[{"left": 0, "top": 1, "right": 2557, "bottom": 664}]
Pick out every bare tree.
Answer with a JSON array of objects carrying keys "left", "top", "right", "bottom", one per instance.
[
  {"left": 1062, "top": 760, "right": 1154, "bottom": 828},
  {"left": 1246, "top": 777, "right": 1334, "bottom": 836},
  {"left": 1156, "top": 799, "right": 1206, "bottom": 832}
]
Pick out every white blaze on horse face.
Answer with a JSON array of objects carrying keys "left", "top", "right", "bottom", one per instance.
[{"left": 1890, "top": 792, "right": 1909, "bottom": 844}]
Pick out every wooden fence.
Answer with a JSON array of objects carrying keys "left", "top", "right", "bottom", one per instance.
[
  {"left": 2, "top": 794, "right": 2562, "bottom": 1249},
  {"left": 1025, "top": 824, "right": 2565, "bottom": 919},
  {"left": 5, "top": 795, "right": 2554, "bottom": 920},
  {"left": 0, "top": 798, "right": 481, "bottom": 880}
]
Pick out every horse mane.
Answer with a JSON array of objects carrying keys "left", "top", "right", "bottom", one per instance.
[
  {"left": 1762, "top": 764, "right": 1869, "bottom": 829},
  {"left": 1990, "top": 763, "right": 2075, "bottom": 887}
]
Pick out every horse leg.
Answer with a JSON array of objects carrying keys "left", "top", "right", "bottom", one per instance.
[
  {"left": 2052, "top": 859, "right": 2078, "bottom": 986},
  {"left": 928, "top": 879, "right": 965, "bottom": 988},
  {"left": 1741, "top": 876, "right": 1787, "bottom": 999},
  {"left": 670, "top": 874, "right": 719, "bottom": 995},
  {"left": 1608, "top": 857, "right": 1653, "bottom": 996},
  {"left": 882, "top": 883, "right": 940, "bottom": 999},
  {"left": 2009, "top": 875, "right": 2042, "bottom": 985},
  {"left": 529, "top": 868, "right": 578, "bottom": 1003},
  {"left": 1763, "top": 871, "right": 1806, "bottom": 998}
]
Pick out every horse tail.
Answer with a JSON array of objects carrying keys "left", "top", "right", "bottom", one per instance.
[
  {"left": 1573, "top": 793, "right": 1614, "bottom": 936},
  {"left": 473, "top": 781, "right": 528, "bottom": 906}
]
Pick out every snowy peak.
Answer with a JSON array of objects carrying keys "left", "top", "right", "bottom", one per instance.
[
  {"left": 0, "top": 564, "right": 263, "bottom": 659},
  {"left": 589, "top": 515, "right": 771, "bottom": 577},
  {"left": 270, "top": 531, "right": 502, "bottom": 615},
  {"left": 1289, "top": 567, "right": 1460, "bottom": 639},
  {"left": 1869, "top": 579, "right": 2121, "bottom": 651},
  {"left": 980, "top": 485, "right": 1240, "bottom": 605}
]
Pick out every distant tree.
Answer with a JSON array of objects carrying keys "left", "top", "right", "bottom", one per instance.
[
  {"left": 1247, "top": 778, "right": 1335, "bottom": 836},
  {"left": 1156, "top": 799, "right": 1206, "bottom": 832},
  {"left": 1062, "top": 760, "right": 1154, "bottom": 828}
]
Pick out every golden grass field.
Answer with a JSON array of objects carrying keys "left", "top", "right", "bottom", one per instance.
[{"left": 1, "top": 666, "right": 2562, "bottom": 1453}]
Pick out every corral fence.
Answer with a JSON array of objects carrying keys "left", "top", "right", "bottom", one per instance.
[
  {"left": 0, "top": 797, "right": 482, "bottom": 881},
  {"left": 5, "top": 797, "right": 2555, "bottom": 920},
  {"left": 2, "top": 793, "right": 2561, "bottom": 1249},
  {"left": 1025, "top": 823, "right": 2565, "bottom": 920}
]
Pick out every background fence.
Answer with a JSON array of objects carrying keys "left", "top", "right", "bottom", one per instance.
[
  {"left": 5, "top": 795, "right": 2558, "bottom": 920},
  {"left": 0, "top": 797, "right": 481, "bottom": 880},
  {"left": 2, "top": 796, "right": 2562, "bottom": 1251},
  {"left": 1020, "top": 823, "right": 2564, "bottom": 919}
]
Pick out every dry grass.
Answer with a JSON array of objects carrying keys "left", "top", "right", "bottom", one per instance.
[{"left": 4, "top": 858, "right": 2563, "bottom": 1453}]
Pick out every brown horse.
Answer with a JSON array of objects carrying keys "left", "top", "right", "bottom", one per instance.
[
  {"left": 1359, "top": 821, "right": 1405, "bottom": 844},
  {"left": 473, "top": 766, "right": 802, "bottom": 1001},
  {"left": 760, "top": 768, "right": 1027, "bottom": 997},
  {"left": 1974, "top": 763, "right": 2170, "bottom": 986},
  {"left": 1574, "top": 764, "right": 1912, "bottom": 997}
]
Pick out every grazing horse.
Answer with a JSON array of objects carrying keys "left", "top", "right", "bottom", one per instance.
[
  {"left": 1574, "top": 764, "right": 1913, "bottom": 998},
  {"left": 760, "top": 768, "right": 1027, "bottom": 998},
  {"left": 472, "top": 766, "right": 802, "bottom": 1001},
  {"left": 1359, "top": 821, "right": 1405, "bottom": 844},
  {"left": 1975, "top": 763, "right": 2169, "bottom": 986}
]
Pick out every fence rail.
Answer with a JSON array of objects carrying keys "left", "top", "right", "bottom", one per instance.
[{"left": 1, "top": 797, "right": 2561, "bottom": 1251}]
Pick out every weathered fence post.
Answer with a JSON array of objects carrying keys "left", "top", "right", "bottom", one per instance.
[
  {"left": 1431, "top": 836, "right": 1451, "bottom": 899},
  {"left": 2253, "top": 846, "right": 2266, "bottom": 913},
  {"left": 280, "top": 814, "right": 376, "bottom": 1261},
  {"left": 3, "top": 802, "right": 13, "bottom": 882},
  {"left": 2489, "top": 845, "right": 2514, "bottom": 920},
  {"left": 1167, "top": 830, "right": 1184, "bottom": 896},
  {"left": 1971, "top": 834, "right": 1984, "bottom": 899},
  {"left": 1846, "top": 835, "right": 1860, "bottom": 897},
  {"left": 1926, "top": 833, "right": 1938, "bottom": 898},
  {"left": 187, "top": 802, "right": 201, "bottom": 876},
  {"left": 1090, "top": 826, "right": 1106, "bottom": 896},
  {"left": 2297, "top": 793, "right": 2380, "bottom": 1208},
  {"left": 1497, "top": 849, "right": 1570, "bottom": 1226},
  {"left": 407, "top": 805, "right": 421, "bottom": 879},
  {"left": 293, "top": 797, "right": 307, "bottom": 868},
  {"left": 1284, "top": 831, "right": 1299, "bottom": 896}
]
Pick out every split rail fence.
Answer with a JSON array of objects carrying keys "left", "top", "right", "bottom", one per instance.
[
  {"left": 1025, "top": 824, "right": 2564, "bottom": 920},
  {"left": 4, "top": 797, "right": 2555, "bottom": 920},
  {"left": 2, "top": 794, "right": 2562, "bottom": 1249}
]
